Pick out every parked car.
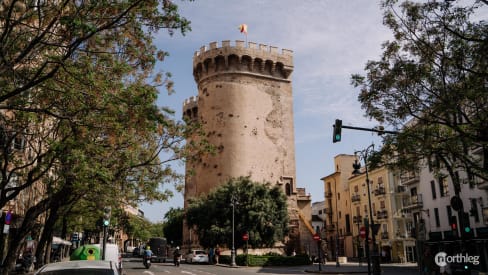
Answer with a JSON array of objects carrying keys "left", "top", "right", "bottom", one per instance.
[
  {"left": 34, "top": 260, "right": 119, "bottom": 275},
  {"left": 185, "top": 249, "right": 208, "bottom": 264}
]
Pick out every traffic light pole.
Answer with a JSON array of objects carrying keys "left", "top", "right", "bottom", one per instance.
[
  {"left": 102, "top": 225, "right": 107, "bottom": 260},
  {"left": 340, "top": 125, "right": 399, "bottom": 135}
]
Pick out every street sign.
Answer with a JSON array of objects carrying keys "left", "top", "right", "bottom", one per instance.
[
  {"left": 5, "top": 210, "right": 12, "bottom": 225},
  {"left": 450, "top": 196, "right": 463, "bottom": 211},
  {"left": 242, "top": 233, "right": 249, "bottom": 241},
  {"left": 360, "top": 226, "right": 366, "bottom": 239},
  {"left": 313, "top": 233, "right": 320, "bottom": 241}
]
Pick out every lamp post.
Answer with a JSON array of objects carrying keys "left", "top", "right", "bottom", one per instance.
[
  {"left": 353, "top": 144, "right": 381, "bottom": 275},
  {"left": 230, "top": 193, "right": 238, "bottom": 267},
  {"left": 354, "top": 215, "right": 362, "bottom": 266},
  {"left": 334, "top": 178, "right": 340, "bottom": 267}
]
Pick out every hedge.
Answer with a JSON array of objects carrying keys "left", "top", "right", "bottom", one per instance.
[{"left": 218, "top": 254, "right": 311, "bottom": 266}]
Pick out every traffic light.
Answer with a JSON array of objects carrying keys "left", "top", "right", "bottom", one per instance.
[
  {"left": 450, "top": 215, "right": 458, "bottom": 233},
  {"left": 103, "top": 206, "right": 111, "bottom": 227},
  {"left": 461, "top": 212, "right": 473, "bottom": 239},
  {"left": 333, "top": 119, "right": 342, "bottom": 143}
]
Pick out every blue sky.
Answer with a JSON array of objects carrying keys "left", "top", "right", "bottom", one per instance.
[{"left": 140, "top": 0, "right": 391, "bottom": 223}]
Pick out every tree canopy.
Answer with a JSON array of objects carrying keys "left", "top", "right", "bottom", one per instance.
[
  {"left": 162, "top": 207, "right": 184, "bottom": 246},
  {"left": 185, "top": 177, "right": 289, "bottom": 249},
  {"left": 351, "top": 0, "right": 488, "bottom": 183},
  {"left": 0, "top": 0, "right": 197, "bottom": 272}
]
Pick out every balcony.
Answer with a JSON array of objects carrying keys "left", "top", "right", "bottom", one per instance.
[
  {"left": 377, "top": 210, "right": 388, "bottom": 219},
  {"left": 326, "top": 224, "right": 335, "bottom": 231},
  {"left": 402, "top": 194, "right": 423, "bottom": 210},
  {"left": 381, "top": 232, "right": 389, "bottom": 239},
  {"left": 325, "top": 191, "right": 333, "bottom": 198},
  {"left": 397, "top": 185, "right": 407, "bottom": 193},
  {"left": 351, "top": 194, "right": 361, "bottom": 202},
  {"left": 400, "top": 171, "right": 420, "bottom": 185},
  {"left": 374, "top": 186, "right": 386, "bottom": 196},
  {"left": 353, "top": 215, "right": 363, "bottom": 224}
]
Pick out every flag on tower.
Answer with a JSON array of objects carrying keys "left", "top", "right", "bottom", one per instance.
[{"left": 238, "top": 24, "right": 248, "bottom": 34}]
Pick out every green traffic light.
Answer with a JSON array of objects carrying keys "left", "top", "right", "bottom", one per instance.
[
  {"left": 335, "top": 134, "right": 341, "bottom": 141},
  {"left": 464, "top": 226, "right": 471, "bottom": 233},
  {"left": 103, "top": 220, "right": 109, "bottom": 226}
]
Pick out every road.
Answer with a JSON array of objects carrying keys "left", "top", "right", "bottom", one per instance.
[{"left": 122, "top": 257, "right": 420, "bottom": 275}]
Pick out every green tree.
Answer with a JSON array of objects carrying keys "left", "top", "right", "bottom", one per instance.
[
  {"left": 186, "top": 177, "right": 289, "bottom": 249},
  {"left": 163, "top": 207, "right": 184, "bottom": 246},
  {"left": 351, "top": 1, "right": 488, "bottom": 183},
  {"left": 0, "top": 0, "right": 198, "bottom": 272}
]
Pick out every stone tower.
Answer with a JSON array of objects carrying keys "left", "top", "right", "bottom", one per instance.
[{"left": 183, "top": 40, "right": 312, "bottom": 251}]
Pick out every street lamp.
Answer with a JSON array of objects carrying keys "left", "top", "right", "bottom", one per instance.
[
  {"left": 352, "top": 144, "right": 381, "bottom": 275},
  {"left": 230, "top": 193, "right": 238, "bottom": 267},
  {"left": 334, "top": 178, "right": 340, "bottom": 268},
  {"left": 354, "top": 215, "right": 362, "bottom": 266}
]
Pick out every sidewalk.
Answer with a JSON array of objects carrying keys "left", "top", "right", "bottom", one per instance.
[{"left": 303, "top": 261, "right": 418, "bottom": 274}]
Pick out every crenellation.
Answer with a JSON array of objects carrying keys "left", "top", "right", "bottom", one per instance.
[
  {"left": 236, "top": 40, "right": 245, "bottom": 48},
  {"left": 222, "top": 40, "right": 231, "bottom": 47},
  {"left": 193, "top": 40, "right": 294, "bottom": 82},
  {"left": 183, "top": 96, "right": 198, "bottom": 113}
]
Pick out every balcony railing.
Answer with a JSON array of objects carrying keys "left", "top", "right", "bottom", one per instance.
[
  {"left": 377, "top": 210, "right": 388, "bottom": 219},
  {"left": 353, "top": 215, "right": 363, "bottom": 224},
  {"left": 400, "top": 171, "right": 420, "bottom": 185},
  {"left": 351, "top": 194, "right": 361, "bottom": 202},
  {"left": 325, "top": 191, "right": 333, "bottom": 198},
  {"left": 374, "top": 186, "right": 386, "bottom": 196},
  {"left": 397, "top": 185, "right": 407, "bottom": 193},
  {"left": 381, "top": 232, "right": 389, "bottom": 239},
  {"left": 326, "top": 224, "right": 335, "bottom": 231},
  {"left": 402, "top": 194, "right": 423, "bottom": 210}
]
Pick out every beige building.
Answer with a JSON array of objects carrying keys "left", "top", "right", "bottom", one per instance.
[
  {"left": 321, "top": 154, "right": 412, "bottom": 264},
  {"left": 321, "top": 154, "right": 356, "bottom": 262},
  {"left": 183, "top": 40, "right": 312, "bottom": 252}
]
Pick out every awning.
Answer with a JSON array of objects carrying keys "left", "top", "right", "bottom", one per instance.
[{"left": 53, "top": 236, "right": 72, "bottom": 245}]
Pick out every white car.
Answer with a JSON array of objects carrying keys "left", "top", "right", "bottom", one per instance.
[
  {"left": 35, "top": 260, "right": 119, "bottom": 275},
  {"left": 185, "top": 249, "right": 208, "bottom": 264}
]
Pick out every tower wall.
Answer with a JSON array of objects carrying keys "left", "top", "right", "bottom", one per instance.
[
  {"left": 183, "top": 40, "right": 309, "bottom": 252},
  {"left": 191, "top": 40, "right": 295, "bottom": 195}
]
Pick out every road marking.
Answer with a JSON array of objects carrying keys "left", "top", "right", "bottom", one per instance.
[
  {"left": 181, "top": 271, "right": 197, "bottom": 275},
  {"left": 143, "top": 271, "right": 155, "bottom": 275}
]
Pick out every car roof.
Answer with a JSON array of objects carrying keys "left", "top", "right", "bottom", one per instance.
[{"left": 36, "top": 260, "right": 117, "bottom": 273}]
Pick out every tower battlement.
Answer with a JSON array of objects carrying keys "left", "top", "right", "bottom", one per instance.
[
  {"left": 193, "top": 40, "right": 293, "bottom": 83},
  {"left": 182, "top": 96, "right": 198, "bottom": 120}
]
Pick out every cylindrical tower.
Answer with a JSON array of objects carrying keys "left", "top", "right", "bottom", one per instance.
[{"left": 183, "top": 40, "right": 302, "bottom": 250}]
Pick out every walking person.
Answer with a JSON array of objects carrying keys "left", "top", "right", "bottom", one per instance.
[
  {"left": 208, "top": 247, "right": 214, "bottom": 265},
  {"left": 215, "top": 246, "right": 220, "bottom": 264}
]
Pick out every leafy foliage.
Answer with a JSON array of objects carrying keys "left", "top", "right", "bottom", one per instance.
[
  {"left": 185, "top": 177, "right": 289, "bottom": 249},
  {"left": 163, "top": 207, "right": 184, "bottom": 246},
  {"left": 0, "top": 0, "right": 199, "bottom": 271},
  {"left": 351, "top": 0, "right": 488, "bottom": 182}
]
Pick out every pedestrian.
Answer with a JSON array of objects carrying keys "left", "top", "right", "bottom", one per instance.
[
  {"left": 209, "top": 247, "right": 214, "bottom": 264},
  {"left": 215, "top": 246, "right": 220, "bottom": 264}
]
